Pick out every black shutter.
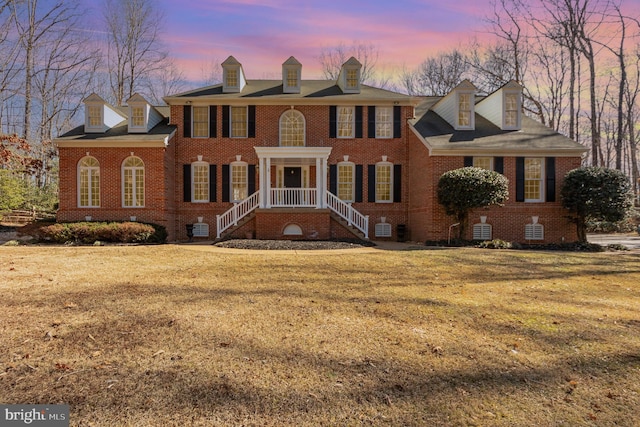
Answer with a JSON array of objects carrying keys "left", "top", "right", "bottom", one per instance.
[
  {"left": 546, "top": 157, "right": 556, "bottom": 202},
  {"left": 355, "top": 165, "right": 363, "bottom": 202},
  {"left": 329, "top": 165, "right": 337, "bottom": 195},
  {"left": 355, "top": 106, "right": 363, "bottom": 138},
  {"left": 248, "top": 105, "right": 256, "bottom": 138},
  {"left": 368, "top": 165, "right": 376, "bottom": 202},
  {"left": 368, "top": 106, "right": 376, "bottom": 138},
  {"left": 183, "top": 105, "right": 191, "bottom": 138},
  {"left": 516, "top": 157, "right": 525, "bottom": 202},
  {"left": 209, "top": 106, "right": 217, "bottom": 138},
  {"left": 209, "top": 165, "right": 217, "bottom": 202},
  {"left": 248, "top": 164, "right": 256, "bottom": 195},
  {"left": 393, "top": 164, "right": 402, "bottom": 203},
  {"left": 183, "top": 164, "right": 191, "bottom": 202},
  {"left": 393, "top": 105, "right": 401, "bottom": 138},
  {"left": 329, "top": 106, "right": 337, "bottom": 138},
  {"left": 494, "top": 157, "right": 504, "bottom": 174},
  {"left": 222, "top": 164, "right": 230, "bottom": 202},
  {"left": 464, "top": 156, "right": 473, "bottom": 167},
  {"left": 222, "top": 106, "right": 230, "bottom": 137}
]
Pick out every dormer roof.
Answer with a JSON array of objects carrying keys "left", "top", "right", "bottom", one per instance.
[
  {"left": 83, "top": 93, "right": 126, "bottom": 133},
  {"left": 337, "top": 56, "right": 362, "bottom": 94},
  {"left": 222, "top": 55, "right": 247, "bottom": 93},
  {"left": 431, "top": 80, "right": 477, "bottom": 130},
  {"left": 282, "top": 56, "right": 302, "bottom": 94},
  {"left": 126, "top": 93, "right": 163, "bottom": 134},
  {"left": 283, "top": 56, "right": 301, "bottom": 66},
  {"left": 476, "top": 80, "right": 523, "bottom": 130}
]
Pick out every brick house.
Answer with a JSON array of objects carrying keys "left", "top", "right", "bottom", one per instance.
[{"left": 55, "top": 56, "right": 586, "bottom": 243}]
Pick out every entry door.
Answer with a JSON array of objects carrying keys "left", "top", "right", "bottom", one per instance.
[{"left": 284, "top": 167, "right": 302, "bottom": 188}]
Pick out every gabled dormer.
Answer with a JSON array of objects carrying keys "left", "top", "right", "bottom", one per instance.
[
  {"left": 126, "top": 93, "right": 163, "bottom": 134},
  {"left": 282, "top": 56, "right": 302, "bottom": 94},
  {"left": 337, "top": 57, "right": 362, "bottom": 94},
  {"left": 222, "top": 55, "right": 247, "bottom": 93},
  {"left": 476, "top": 80, "right": 523, "bottom": 130},
  {"left": 432, "top": 80, "right": 477, "bottom": 131},
  {"left": 84, "top": 93, "right": 126, "bottom": 133}
]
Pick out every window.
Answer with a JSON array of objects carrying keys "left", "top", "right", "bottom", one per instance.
[
  {"left": 525, "top": 223, "right": 544, "bottom": 240},
  {"left": 279, "top": 110, "right": 305, "bottom": 146},
  {"left": 376, "top": 107, "right": 392, "bottom": 139},
  {"left": 473, "top": 157, "right": 493, "bottom": 170},
  {"left": 504, "top": 92, "right": 519, "bottom": 128},
  {"left": 346, "top": 69, "right": 359, "bottom": 89},
  {"left": 88, "top": 106, "right": 101, "bottom": 127},
  {"left": 226, "top": 69, "right": 238, "bottom": 88},
  {"left": 337, "top": 162, "right": 355, "bottom": 202},
  {"left": 192, "top": 162, "right": 209, "bottom": 202},
  {"left": 231, "top": 106, "right": 247, "bottom": 138},
  {"left": 131, "top": 106, "right": 145, "bottom": 127},
  {"left": 458, "top": 93, "right": 472, "bottom": 128},
  {"left": 525, "top": 158, "right": 543, "bottom": 202},
  {"left": 337, "top": 106, "right": 354, "bottom": 138},
  {"left": 473, "top": 223, "right": 492, "bottom": 240},
  {"left": 375, "top": 222, "right": 392, "bottom": 237},
  {"left": 192, "top": 106, "right": 208, "bottom": 138},
  {"left": 375, "top": 162, "right": 392, "bottom": 203},
  {"left": 123, "top": 157, "right": 144, "bottom": 207},
  {"left": 230, "top": 162, "right": 248, "bottom": 202},
  {"left": 78, "top": 156, "right": 100, "bottom": 207},
  {"left": 193, "top": 222, "right": 209, "bottom": 237},
  {"left": 286, "top": 69, "right": 297, "bottom": 88}
]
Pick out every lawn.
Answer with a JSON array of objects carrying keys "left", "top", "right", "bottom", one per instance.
[{"left": 1, "top": 244, "right": 639, "bottom": 426}]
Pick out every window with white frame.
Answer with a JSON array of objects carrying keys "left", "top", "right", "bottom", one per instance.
[
  {"left": 346, "top": 69, "right": 359, "bottom": 89},
  {"left": 226, "top": 69, "right": 238, "bottom": 88},
  {"left": 131, "top": 106, "right": 145, "bottom": 127},
  {"left": 286, "top": 69, "right": 298, "bottom": 88},
  {"left": 337, "top": 106, "right": 354, "bottom": 138},
  {"left": 192, "top": 162, "right": 209, "bottom": 202},
  {"left": 337, "top": 162, "right": 355, "bottom": 202},
  {"left": 504, "top": 92, "right": 519, "bottom": 128},
  {"left": 376, "top": 107, "right": 392, "bottom": 138},
  {"left": 279, "top": 110, "right": 305, "bottom": 146},
  {"left": 375, "top": 162, "right": 392, "bottom": 203},
  {"left": 230, "top": 161, "right": 248, "bottom": 202},
  {"left": 88, "top": 105, "right": 102, "bottom": 128},
  {"left": 78, "top": 156, "right": 100, "bottom": 207},
  {"left": 525, "top": 158, "right": 543, "bottom": 202},
  {"left": 458, "top": 93, "right": 472, "bottom": 128},
  {"left": 192, "top": 106, "right": 208, "bottom": 138},
  {"left": 473, "top": 157, "right": 493, "bottom": 170},
  {"left": 231, "top": 106, "right": 247, "bottom": 138},
  {"left": 122, "top": 157, "right": 144, "bottom": 207}
]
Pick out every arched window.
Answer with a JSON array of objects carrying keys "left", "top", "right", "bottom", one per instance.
[
  {"left": 78, "top": 156, "right": 100, "bottom": 207},
  {"left": 122, "top": 156, "right": 145, "bottom": 207},
  {"left": 279, "top": 109, "right": 305, "bottom": 146}
]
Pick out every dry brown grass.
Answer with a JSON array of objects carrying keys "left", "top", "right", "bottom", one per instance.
[{"left": 1, "top": 244, "right": 639, "bottom": 426}]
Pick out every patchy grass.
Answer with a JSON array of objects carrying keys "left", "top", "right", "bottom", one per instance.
[{"left": 1, "top": 245, "right": 639, "bottom": 426}]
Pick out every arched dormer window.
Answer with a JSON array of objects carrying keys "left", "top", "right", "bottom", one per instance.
[
  {"left": 78, "top": 156, "right": 100, "bottom": 207},
  {"left": 279, "top": 109, "right": 305, "bottom": 146},
  {"left": 122, "top": 156, "right": 145, "bottom": 207}
]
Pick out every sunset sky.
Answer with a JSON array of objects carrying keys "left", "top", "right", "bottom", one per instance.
[{"left": 80, "top": 0, "right": 639, "bottom": 83}]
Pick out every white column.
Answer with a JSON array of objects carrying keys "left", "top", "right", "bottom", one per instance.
[
  {"left": 266, "top": 157, "right": 272, "bottom": 208},
  {"left": 258, "top": 157, "right": 265, "bottom": 208},
  {"left": 315, "top": 157, "right": 322, "bottom": 208}
]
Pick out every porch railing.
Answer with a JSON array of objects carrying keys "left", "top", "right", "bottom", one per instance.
[
  {"left": 325, "top": 192, "right": 369, "bottom": 239},
  {"left": 270, "top": 188, "right": 317, "bottom": 207},
  {"left": 216, "top": 191, "right": 260, "bottom": 238}
]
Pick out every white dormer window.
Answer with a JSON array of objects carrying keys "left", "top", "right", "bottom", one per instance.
[
  {"left": 337, "top": 57, "right": 362, "bottom": 94},
  {"left": 88, "top": 105, "right": 102, "bottom": 128},
  {"left": 287, "top": 69, "right": 297, "bottom": 87},
  {"left": 504, "top": 91, "right": 521, "bottom": 129},
  {"left": 282, "top": 56, "right": 302, "bottom": 94},
  {"left": 131, "top": 106, "right": 144, "bottom": 127},
  {"left": 222, "top": 56, "right": 246, "bottom": 93},
  {"left": 457, "top": 92, "right": 473, "bottom": 129},
  {"left": 84, "top": 93, "right": 125, "bottom": 133},
  {"left": 346, "top": 69, "right": 359, "bottom": 89},
  {"left": 226, "top": 69, "right": 238, "bottom": 88}
]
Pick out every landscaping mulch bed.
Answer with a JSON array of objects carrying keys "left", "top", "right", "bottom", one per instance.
[{"left": 214, "top": 238, "right": 375, "bottom": 250}]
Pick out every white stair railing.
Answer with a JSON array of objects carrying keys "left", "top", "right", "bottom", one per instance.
[
  {"left": 216, "top": 191, "right": 260, "bottom": 238},
  {"left": 270, "top": 188, "right": 317, "bottom": 207},
  {"left": 325, "top": 191, "right": 369, "bottom": 239}
]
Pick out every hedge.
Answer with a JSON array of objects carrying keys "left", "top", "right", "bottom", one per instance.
[{"left": 37, "top": 221, "right": 167, "bottom": 244}]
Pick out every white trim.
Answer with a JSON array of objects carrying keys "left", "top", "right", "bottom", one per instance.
[
  {"left": 230, "top": 160, "right": 248, "bottom": 202},
  {"left": 473, "top": 157, "right": 493, "bottom": 171},
  {"left": 279, "top": 109, "right": 305, "bottom": 146},
  {"left": 337, "top": 106, "right": 355, "bottom": 139},
  {"left": 192, "top": 105, "right": 209, "bottom": 138},
  {"left": 337, "top": 161, "right": 355, "bottom": 202},
  {"left": 191, "top": 161, "right": 210, "bottom": 203},
  {"left": 456, "top": 91, "right": 474, "bottom": 130},
  {"left": 230, "top": 105, "right": 248, "bottom": 138},
  {"left": 375, "top": 106, "right": 393, "bottom": 139},
  {"left": 375, "top": 161, "right": 393, "bottom": 203},
  {"left": 122, "top": 156, "right": 145, "bottom": 208},
  {"left": 77, "top": 156, "right": 100, "bottom": 208},
  {"left": 524, "top": 157, "right": 545, "bottom": 203}
]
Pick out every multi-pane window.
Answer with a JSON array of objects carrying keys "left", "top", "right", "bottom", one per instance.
[
  {"left": 78, "top": 157, "right": 100, "bottom": 207},
  {"left": 226, "top": 69, "right": 238, "bottom": 87},
  {"left": 192, "top": 106, "right": 208, "bottom": 138},
  {"left": 231, "top": 106, "right": 247, "bottom": 138},
  {"left": 346, "top": 69, "right": 358, "bottom": 89},
  {"left": 231, "top": 162, "right": 248, "bottom": 202},
  {"left": 376, "top": 107, "right": 392, "bottom": 138},
  {"left": 337, "top": 106, "right": 354, "bottom": 138},
  {"left": 524, "top": 158, "right": 543, "bottom": 202},
  {"left": 123, "top": 157, "right": 144, "bottom": 207},
  {"left": 286, "top": 69, "right": 297, "bottom": 88},
  {"left": 505, "top": 93, "right": 519, "bottom": 128},
  {"left": 88, "top": 106, "right": 101, "bottom": 127},
  {"left": 473, "top": 157, "right": 492, "bottom": 170},
  {"left": 192, "top": 162, "right": 209, "bottom": 202},
  {"left": 280, "top": 110, "right": 305, "bottom": 146},
  {"left": 337, "top": 162, "right": 355, "bottom": 202},
  {"left": 375, "top": 162, "right": 392, "bottom": 202},
  {"left": 458, "top": 93, "right": 472, "bottom": 127},
  {"left": 131, "top": 107, "right": 145, "bottom": 127}
]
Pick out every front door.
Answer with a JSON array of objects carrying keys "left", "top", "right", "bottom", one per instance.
[{"left": 284, "top": 167, "right": 302, "bottom": 188}]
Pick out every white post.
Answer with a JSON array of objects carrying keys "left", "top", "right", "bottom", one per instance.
[
  {"left": 266, "top": 157, "right": 272, "bottom": 208},
  {"left": 316, "top": 157, "right": 322, "bottom": 208},
  {"left": 216, "top": 214, "right": 221, "bottom": 239},
  {"left": 320, "top": 157, "right": 328, "bottom": 208},
  {"left": 258, "top": 157, "right": 265, "bottom": 208}
]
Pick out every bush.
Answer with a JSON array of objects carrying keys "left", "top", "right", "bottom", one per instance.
[
  {"left": 477, "top": 239, "right": 513, "bottom": 249},
  {"left": 36, "top": 221, "right": 166, "bottom": 244}
]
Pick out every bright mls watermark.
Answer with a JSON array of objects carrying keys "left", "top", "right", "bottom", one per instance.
[{"left": 1, "top": 405, "right": 69, "bottom": 426}]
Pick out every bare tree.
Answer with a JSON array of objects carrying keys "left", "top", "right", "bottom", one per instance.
[
  {"left": 103, "top": 0, "right": 168, "bottom": 106},
  {"left": 0, "top": 2, "right": 22, "bottom": 134},
  {"left": 199, "top": 57, "right": 222, "bottom": 87},
  {"left": 144, "top": 57, "right": 188, "bottom": 105},
  {"left": 318, "top": 42, "right": 380, "bottom": 84}
]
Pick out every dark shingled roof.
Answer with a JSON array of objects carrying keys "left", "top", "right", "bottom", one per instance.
[{"left": 57, "top": 118, "right": 175, "bottom": 142}]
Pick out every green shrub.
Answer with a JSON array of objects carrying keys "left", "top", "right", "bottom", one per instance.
[{"left": 37, "top": 221, "right": 164, "bottom": 244}]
